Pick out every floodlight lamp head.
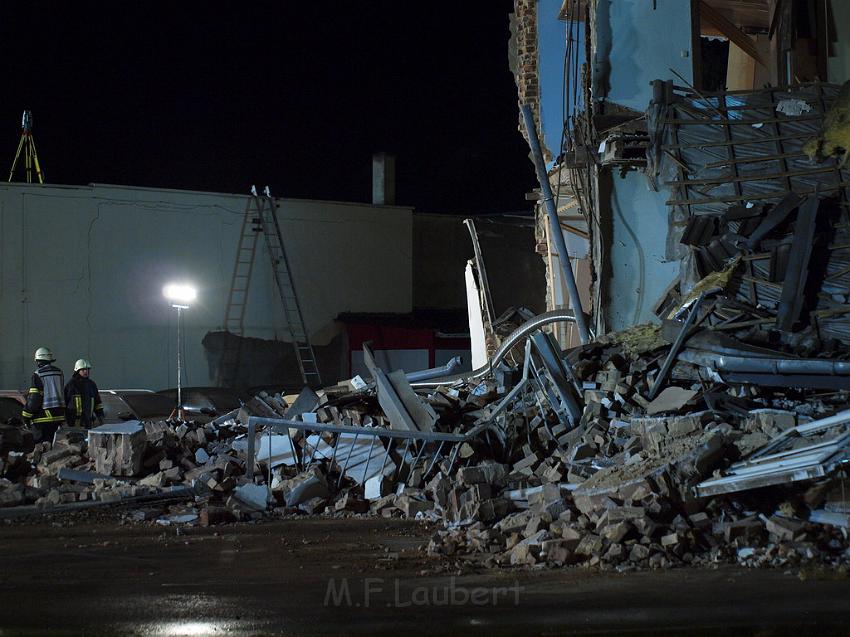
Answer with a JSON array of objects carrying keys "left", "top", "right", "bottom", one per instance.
[
  {"left": 21, "top": 110, "right": 32, "bottom": 133},
  {"left": 163, "top": 282, "right": 197, "bottom": 308}
]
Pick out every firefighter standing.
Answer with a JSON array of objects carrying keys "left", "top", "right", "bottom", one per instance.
[
  {"left": 64, "top": 359, "right": 104, "bottom": 428},
  {"left": 21, "top": 347, "right": 66, "bottom": 442}
]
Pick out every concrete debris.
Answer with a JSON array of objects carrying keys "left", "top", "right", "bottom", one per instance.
[
  {"left": 156, "top": 512, "right": 199, "bottom": 526},
  {"left": 645, "top": 387, "right": 697, "bottom": 416},
  {"left": 88, "top": 421, "right": 147, "bottom": 477},
  {"left": 1, "top": 315, "right": 850, "bottom": 575},
  {"left": 232, "top": 484, "right": 271, "bottom": 512},
  {"left": 276, "top": 466, "right": 330, "bottom": 507}
]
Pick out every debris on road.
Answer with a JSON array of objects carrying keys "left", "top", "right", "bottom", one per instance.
[{"left": 1, "top": 308, "right": 849, "bottom": 573}]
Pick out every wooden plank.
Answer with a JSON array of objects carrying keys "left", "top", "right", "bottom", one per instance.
[
  {"left": 664, "top": 114, "right": 821, "bottom": 125},
  {"left": 741, "top": 274, "right": 783, "bottom": 290},
  {"left": 559, "top": 222, "right": 589, "bottom": 239},
  {"left": 726, "top": 41, "right": 756, "bottom": 91},
  {"left": 700, "top": 1, "right": 767, "bottom": 67},
  {"left": 776, "top": 195, "right": 819, "bottom": 330},
  {"left": 672, "top": 80, "right": 837, "bottom": 97},
  {"left": 666, "top": 166, "right": 835, "bottom": 187},
  {"left": 702, "top": 0, "right": 771, "bottom": 30},
  {"left": 703, "top": 151, "right": 804, "bottom": 168},
  {"left": 666, "top": 181, "right": 850, "bottom": 206},
  {"left": 663, "top": 132, "right": 810, "bottom": 150}
]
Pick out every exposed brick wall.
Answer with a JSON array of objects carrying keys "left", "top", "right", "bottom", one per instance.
[{"left": 510, "top": 0, "right": 547, "bottom": 158}]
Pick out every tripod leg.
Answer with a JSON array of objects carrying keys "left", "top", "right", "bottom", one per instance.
[
  {"left": 7, "top": 134, "right": 25, "bottom": 182},
  {"left": 29, "top": 137, "right": 44, "bottom": 183},
  {"left": 25, "top": 140, "right": 31, "bottom": 183}
]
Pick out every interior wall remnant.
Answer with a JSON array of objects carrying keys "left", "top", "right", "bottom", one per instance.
[
  {"left": 658, "top": 82, "right": 850, "bottom": 344},
  {"left": 591, "top": 0, "right": 694, "bottom": 111},
  {"left": 600, "top": 171, "right": 678, "bottom": 332},
  {"left": 534, "top": 198, "right": 591, "bottom": 347},
  {"left": 464, "top": 262, "right": 489, "bottom": 369},
  {"left": 590, "top": 0, "right": 692, "bottom": 331},
  {"left": 726, "top": 41, "right": 756, "bottom": 91}
]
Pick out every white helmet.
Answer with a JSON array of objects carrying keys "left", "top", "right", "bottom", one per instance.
[
  {"left": 34, "top": 347, "right": 55, "bottom": 362},
  {"left": 74, "top": 358, "right": 92, "bottom": 372}
]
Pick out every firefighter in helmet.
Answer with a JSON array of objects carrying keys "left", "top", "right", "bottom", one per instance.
[
  {"left": 64, "top": 359, "right": 105, "bottom": 429},
  {"left": 21, "top": 347, "right": 66, "bottom": 443}
]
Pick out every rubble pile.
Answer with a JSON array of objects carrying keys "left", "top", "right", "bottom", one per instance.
[
  {"left": 418, "top": 335, "right": 850, "bottom": 571},
  {"left": 1, "top": 313, "right": 849, "bottom": 574}
]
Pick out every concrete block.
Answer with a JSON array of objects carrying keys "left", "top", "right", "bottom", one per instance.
[
  {"left": 660, "top": 532, "right": 680, "bottom": 547},
  {"left": 335, "top": 492, "right": 369, "bottom": 513},
  {"left": 575, "top": 533, "right": 603, "bottom": 557},
  {"left": 233, "top": 484, "right": 270, "bottom": 511},
  {"left": 765, "top": 515, "right": 805, "bottom": 541},
  {"left": 39, "top": 445, "right": 77, "bottom": 467},
  {"left": 298, "top": 496, "right": 328, "bottom": 515},
  {"left": 601, "top": 521, "right": 632, "bottom": 543},
  {"left": 88, "top": 421, "right": 147, "bottom": 477},
  {"left": 570, "top": 443, "right": 596, "bottom": 462},
  {"left": 138, "top": 471, "right": 167, "bottom": 488},
  {"left": 458, "top": 463, "right": 509, "bottom": 486},
  {"left": 365, "top": 474, "right": 394, "bottom": 501},
  {"left": 396, "top": 495, "right": 434, "bottom": 518},
  {"left": 602, "top": 542, "right": 625, "bottom": 563},
  {"left": 629, "top": 543, "right": 650, "bottom": 561},
  {"left": 282, "top": 470, "right": 330, "bottom": 508}
]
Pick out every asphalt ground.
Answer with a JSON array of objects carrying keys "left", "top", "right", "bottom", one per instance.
[{"left": 1, "top": 511, "right": 849, "bottom": 636}]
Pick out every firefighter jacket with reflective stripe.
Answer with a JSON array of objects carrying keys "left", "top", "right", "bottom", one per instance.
[
  {"left": 22, "top": 363, "right": 66, "bottom": 424},
  {"left": 64, "top": 373, "right": 104, "bottom": 428}
]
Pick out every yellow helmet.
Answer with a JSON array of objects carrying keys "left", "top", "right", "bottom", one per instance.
[
  {"left": 34, "top": 347, "right": 55, "bottom": 362},
  {"left": 74, "top": 358, "right": 92, "bottom": 372}
]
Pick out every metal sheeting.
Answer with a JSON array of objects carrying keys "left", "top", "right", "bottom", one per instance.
[
  {"left": 658, "top": 83, "right": 850, "bottom": 341},
  {"left": 695, "top": 410, "right": 850, "bottom": 497}
]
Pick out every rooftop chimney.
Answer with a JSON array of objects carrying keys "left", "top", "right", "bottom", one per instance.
[{"left": 372, "top": 152, "right": 396, "bottom": 205}]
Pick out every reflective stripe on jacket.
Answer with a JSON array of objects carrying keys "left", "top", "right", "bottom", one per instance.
[
  {"left": 37, "top": 365, "right": 64, "bottom": 409},
  {"left": 23, "top": 363, "right": 65, "bottom": 424},
  {"left": 64, "top": 373, "right": 104, "bottom": 428}
]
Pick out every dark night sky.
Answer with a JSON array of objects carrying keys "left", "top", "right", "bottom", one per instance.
[{"left": 1, "top": 1, "right": 537, "bottom": 214}]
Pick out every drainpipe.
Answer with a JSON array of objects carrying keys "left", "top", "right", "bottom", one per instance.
[{"left": 520, "top": 104, "right": 590, "bottom": 344}]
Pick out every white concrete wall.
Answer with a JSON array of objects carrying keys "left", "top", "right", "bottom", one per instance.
[
  {"left": 593, "top": 0, "right": 693, "bottom": 112},
  {"left": 0, "top": 183, "right": 412, "bottom": 390},
  {"left": 591, "top": 0, "right": 693, "bottom": 331},
  {"left": 606, "top": 172, "right": 678, "bottom": 330}
]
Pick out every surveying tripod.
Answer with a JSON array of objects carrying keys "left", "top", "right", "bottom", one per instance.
[{"left": 8, "top": 110, "right": 44, "bottom": 184}]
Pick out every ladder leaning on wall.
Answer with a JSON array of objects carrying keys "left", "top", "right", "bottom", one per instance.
[{"left": 220, "top": 187, "right": 322, "bottom": 389}]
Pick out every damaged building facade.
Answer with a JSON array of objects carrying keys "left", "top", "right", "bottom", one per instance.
[
  {"left": 7, "top": 4, "right": 850, "bottom": 630},
  {"left": 514, "top": 0, "right": 850, "bottom": 341}
]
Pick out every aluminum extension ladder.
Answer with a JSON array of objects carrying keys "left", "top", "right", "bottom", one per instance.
[{"left": 221, "top": 189, "right": 322, "bottom": 388}]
